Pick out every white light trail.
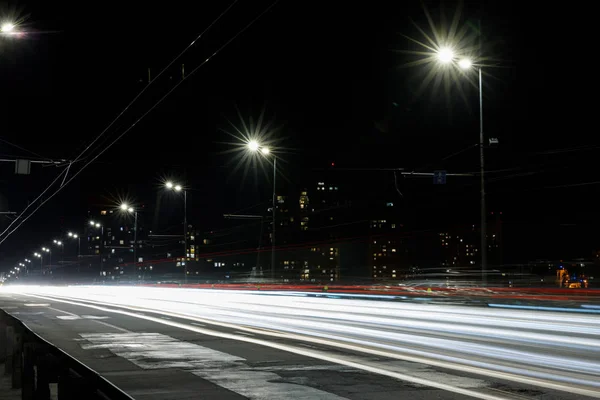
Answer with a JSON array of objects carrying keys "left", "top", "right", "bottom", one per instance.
[{"left": 5, "top": 285, "right": 600, "bottom": 397}]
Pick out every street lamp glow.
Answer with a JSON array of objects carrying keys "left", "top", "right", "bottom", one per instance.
[
  {"left": 127, "top": 207, "right": 134, "bottom": 213},
  {"left": 458, "top": 58, "right": 472, "bottom": 69},
  {"left": 120, "top": 203, "right": 129, "bottom": 211},
  {"left": 57, "top": 241, "right": 62, "bottom": 246},
  {"left": 437, "top": 47, "right": 454, "bottom": 63},
  {"left": 165, "top": 181, "right": 174, "bottom": 189},
  {"left": 73, "top": 234, "right": 78, "bottom": 238},
  {"left": 260, "top": 147, "right": 270, "bottom": 155},
  {"left": 174, "top": 184, "right": 182, "bottom": 192},
  {"left": 95, "top": 223, "right": 101, "bottom": 228},
  {"left": 89, "top": 220, "right": 95, "bottom": 226},
  {"left": 247, "top": 140, "right": 260, "bottom": 152},
  {"left": 53, "top": 239, "right": 57, "bottom": 243},
  {"left": 0, "top": 23, "right": 15, "bottom": 33}
]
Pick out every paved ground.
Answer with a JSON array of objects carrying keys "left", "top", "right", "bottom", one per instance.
[{"left": 0, "top": 292, "right": 596, "bottom": 400}]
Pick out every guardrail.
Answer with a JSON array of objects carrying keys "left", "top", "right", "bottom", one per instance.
[{"left": 0, "top": 310, "right": 133, "bottom": 400}]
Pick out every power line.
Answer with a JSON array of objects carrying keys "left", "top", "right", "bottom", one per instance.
[
  {"left": 0, "top": 137, "right": 54, "bottom": 161},
  {"left": 0, "top": 0, "right": 280, "bottom": 247},
  {"left": 67, "top": 0, "right": 241, "bottom": 169}
]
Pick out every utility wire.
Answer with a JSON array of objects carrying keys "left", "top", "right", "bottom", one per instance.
[
  {"left": 0, "top": 0, "right": 280, "bottom": 247},
  {"left": 68, "top": 0, "right": 241, "bottom": 168},
  {"left": 0, "top": 137, "right": 54, "bottom": 161}
]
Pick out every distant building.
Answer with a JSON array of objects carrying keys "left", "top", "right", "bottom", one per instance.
[{"left": 86, "top": 208, "right": 146, "bottom": 279}]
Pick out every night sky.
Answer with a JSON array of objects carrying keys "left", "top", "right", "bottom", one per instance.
[{"left": 0, "top": 1, "right": 594, "bottom": 271}]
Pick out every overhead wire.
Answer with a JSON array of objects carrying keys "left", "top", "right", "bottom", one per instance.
[
  {"left": 0, "top": 0, "right": 280, "bottom": 247},
  {"left": 0, "top": 137, "right": 55, "bottom": 161},
  {"left": 67, "top": 0, "right": 241, "bottom": 167}
]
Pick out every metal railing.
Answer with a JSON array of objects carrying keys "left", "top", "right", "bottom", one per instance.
[{"left": 0, "top": 310, "right": 133, "bottom": 400}]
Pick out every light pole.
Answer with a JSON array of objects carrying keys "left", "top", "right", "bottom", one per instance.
[
  {"left": 34, "top": 252, "right": 42, "bottom": 274},
  {"left": 120, "top": 204, "right": 138, "bottom": 273},
  {"left": 436, "top": 48, "right": 487, "bottom": 283},
  {"left": 68, "top": 232, "right": 80, "bottom": 257},
  {"left": 165, "top": 181, "right": 188, "bottom": 283},
  {"left": 41, "top": 247, "right": 51, "bottom": 272},
  {"left": 247, "top": 140, "right": 277, "bottom": 280},
  {"left": 89, "top": 221, "right": 104, "bottom": 274}
]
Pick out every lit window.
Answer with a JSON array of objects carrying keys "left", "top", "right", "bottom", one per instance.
[{"left": 100, "top": 210, "right": 107, "bottom": 215}]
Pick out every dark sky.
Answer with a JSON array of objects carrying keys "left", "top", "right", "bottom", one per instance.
[{"left": 0, "top": 0, "right": 594, "bottom": 270}]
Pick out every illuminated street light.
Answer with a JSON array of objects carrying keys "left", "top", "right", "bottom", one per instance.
[
  {"left": 458, "top": 58, "right": 472, "bottom": 69},
  {"left": 0, "top": 22, "right": 15, "bottom": 33},
  {"left": 432, "top": 41, "right": 488, "bottom": 282},
  {"left": 120, "top": 203, "right": 138, "bottom": 266},
  {"left": 437, "top": 47, "right": 454, "bottom": 63},
  {"left": 165, "top": 181, "right": 188, "bottom": 282},
  {"left": 67, "top": 231, "right": 81, "bottom": 256},
  {"left": 247, "top": 140, "right": 259, "bottom": 152},
  {"left": 242, "top": 139, "right": 277, "bottom": 280}
]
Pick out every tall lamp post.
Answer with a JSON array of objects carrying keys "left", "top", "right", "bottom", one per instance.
[
  {"left": 165, "top": 181, "right": 188, "bottom": 283},
  {"left": 89, "top": 221, "right": 104, "bottom": 274},
  {"left": 247, "top": 140, "right": 277, "bottom": 280},
  {"left": 120, "top": 204, "right": 138, "bottom": 274},
  {"left": 67, "top": 232, "right": 80, "bottom": 257},
  {"left": 436, "top": 48, "right": 487, "bottom": 283},
  {"left": 41, "top": 247, "right": 51, "bottom": 273}
]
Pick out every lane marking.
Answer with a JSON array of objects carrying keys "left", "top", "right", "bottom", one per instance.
[
  {"left": 24, "top": 293, "right": 516, "bottom": 400},
  {"left": 233, "top": 331, "right": 254, "bottom": 336},
  {"left": 57, "top": 315, "right": 80, "bottom": 320},
  {"left": 49, "top": 307, "right": 79, "bottom": 317},
  {"left": 24, "top": 303, "right": 51, "bottom": 307},
  {"left": 191, "top": 322, "right": 205, "bottom": 327},
  {"left": 92, "top": 320, "right": 132, "bottom": 333}
]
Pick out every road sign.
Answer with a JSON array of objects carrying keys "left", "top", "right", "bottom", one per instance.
[{"left": 433, "top": 170, "right": 446, "bottom": 184}]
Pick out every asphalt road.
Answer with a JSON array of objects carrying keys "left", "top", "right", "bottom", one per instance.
[{"left": 1, "top": 286, "right": 599, "bottom": 400}]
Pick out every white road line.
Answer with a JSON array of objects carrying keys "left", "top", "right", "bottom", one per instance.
[
  {"left": 92, "top": 320, "right": 132, "bottom": 333},
  {"left": 191, "top": 322, "right": 205, "bottom": 327},
  {"left": 24, "top": 293, "right": 516, "bottom": 400},
  {"left": 233, "top": 331, "right": 254, "bottom": 336},
  {"left": 49, "top": 307, "right": 79, "bottom": 317}
]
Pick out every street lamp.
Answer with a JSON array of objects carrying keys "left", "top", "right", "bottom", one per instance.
[
  {"left": 34, "top": 252, "right": 43, "bottom": 274},
  {"left": 68, "top": 232, "right": 81, "bottom": 257},
  {"left": 435, "top": 47, "right": 487, "bottom": 283},
  {"left": 247, "top": 140, "right": 277, "bottom": 280},
  {"left": 120, "top": 203, "right": 138, "bottom": 268},
  {"left": 165, "top": 181, "right": 188, "bottom": 283},
  {"left": 0, "top": 22, "right": 15, "bottom": 33}
]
